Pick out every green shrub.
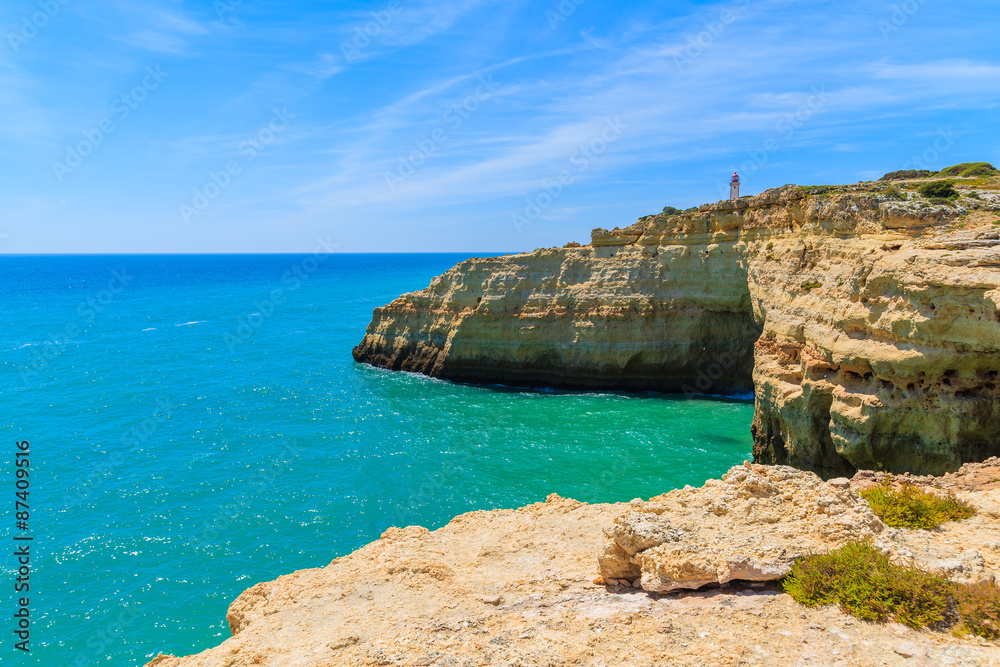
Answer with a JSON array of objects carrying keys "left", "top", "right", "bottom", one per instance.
[
  {"left": 879, "top": 169, "right": 936, "bottom": 181},
  {"left": 955, "top": 580, "right": 1000, "bottom": 639},
  {"left": 786, "top": 542, "right": 1000, "bottom": 637},
  {"left": 937, "top": 162, "right": 998, "bottom": 178},
  {"left": 919, "top": 181, "right": 958, "bottom": 199},
  {"left": 883, "top": 187, "right": 905, "bottom": 200},
  {"left": 783, "top": 542, "right": 953, "bottom": 627},
  {"left": 860, "top": 479, "right": 976, "bottom": 529},
  {"left": 801, "top": 281, "right": 822, "bottom": 290},
  {"left": 662, "top": 206, "right": 682, "bottom": 215}
]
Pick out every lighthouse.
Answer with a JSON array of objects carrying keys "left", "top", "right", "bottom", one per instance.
[{"left": 730, "top": 172, "right": 740, "bottom": 201}]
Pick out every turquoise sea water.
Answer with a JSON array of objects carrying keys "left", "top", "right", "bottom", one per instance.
[{"left": 0, "top": 254, "right": 754, "bottom": 665}]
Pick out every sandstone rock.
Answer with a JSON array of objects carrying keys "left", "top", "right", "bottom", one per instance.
[
  {"left": 893, "top": 640, "right": 926, "bottom": 658},
  {"left": 147, "top": 460, "right": 1000, "bottom": 666},
  {"left": 354, "top": 178, "right": 1000, "bottom": 475},
  {"left": 599, "top": 464, "right": 885, "bottom": 592}
]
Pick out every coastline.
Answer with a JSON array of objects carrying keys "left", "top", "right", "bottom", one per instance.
[
  {"left": 148, "top": 460, "right": 1000, "bottom": 666},
  {"left": 354, "top": 178, "right": 1000, "bottom": 477}
]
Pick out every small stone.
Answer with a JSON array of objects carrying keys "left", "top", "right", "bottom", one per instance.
[
  {"left": 631, "top": 578, "right": 642, "bottom": 588},
  {"left": 593, "top": 576, "right": 605, "bottom": 585},
  {"left": 827, "top": 478, "right": 851, "bottom": 488},
  {"left": 482, "top": 595, "right": 502, "bottom": 606},
  {"left": 892, "top": 641, "right": 925, "bottom": 658}
]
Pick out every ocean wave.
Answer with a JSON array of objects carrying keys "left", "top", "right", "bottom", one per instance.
[{"left": 174, "top": 321, "right": 207, "bottom": 327}]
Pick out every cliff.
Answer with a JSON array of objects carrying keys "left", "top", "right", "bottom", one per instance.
[
  {"left": 147, "top": 460, "right": 1000, "bottom": 666},
  {"left": 355, "top": 174, "right": 1000, "bottom": 476}
]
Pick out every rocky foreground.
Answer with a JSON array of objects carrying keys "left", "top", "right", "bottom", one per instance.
[
  {"left": 149, "top": 460, "right": 1000, "bottom": 666},
  {"left": 353, "top": 175, "right": 1000, "bottom": 477}
]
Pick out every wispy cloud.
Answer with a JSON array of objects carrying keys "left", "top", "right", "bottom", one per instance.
[{"left": 2, "top": 0, "right": 999, "bottom": 252}]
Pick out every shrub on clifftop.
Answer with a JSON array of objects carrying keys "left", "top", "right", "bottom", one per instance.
[
  {"left": 937, "top": 162, "right": 998, "bottom": 178},
  {"left": 784, "top": 542, "right": 1000, "bottom": 639},
  {"left": 918, "top": 180, "right": 959, "bottom": 200},
  {"left": 859, "top": 479, "right": 975, "bottom": 529},
  {"left": 879, "top": 169, "right": 936, "bottom": 181},
  {"left": 783, "top": 542, "right": 953, "bottom": 628},
  {"left": 955, "top": 580, "right": 1000, "bottom": 639}
]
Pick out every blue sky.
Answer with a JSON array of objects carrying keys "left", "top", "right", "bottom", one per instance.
[{"left": 1, "top": 0, "right": 998, "bottom": 253}]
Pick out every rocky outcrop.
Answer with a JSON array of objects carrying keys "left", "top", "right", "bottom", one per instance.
[
  {"left": 598, "top": 463, "right": 886, "bottom": 592},
  {"left": 351, "top": 230, "right": 759, "bottom": 395},
  {"left": 355, "top": 178, "right": 1000, "bottom": 476},
  {"left": 147, "top": 460, "right": 1000, "bottom": 666}
]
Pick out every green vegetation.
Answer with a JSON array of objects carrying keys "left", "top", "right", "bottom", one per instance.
[
  {"left": 766, "top": 242, "right": 774, "bottom": 250},
  {"left": 859, "top": 479, "right": 976, "bottom": 529},
  {"left": 797, "top": 185, "right": 842, "bottom": 196},
  {"left": 801, "top": 281, "right": 822, "bottom": 290},
  {"left": 882, "top": 187, "right": 905, "bottom": 200},
  {"left": 880, "top": 169, "right": 936, "bottom": 181},
  {"left": 783, "top": 542, "right": 953, "bottom": 628},
  {"left": 919, "top": 180, "right": 959, "bottom": 200},
  {"left": 785, "top": 542, "right": 1000, "bottom": 638},
  {"left": 956, "top": 581, "right": 1000, "bottom": 639},
  {"left": 937, "top": 162, "right": 998, "bottom": 178},
  {"left": 662, "top": 206, "right": 682, "bottom": 215},
  {"left": 928, "top": 197, "right": 957, "bottom": 207}
]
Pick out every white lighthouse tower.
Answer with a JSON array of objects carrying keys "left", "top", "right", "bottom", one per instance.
[{"left": 730, "top": 172, "right": 740, "bottom": 201}]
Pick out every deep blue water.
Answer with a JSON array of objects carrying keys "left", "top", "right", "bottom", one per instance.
[{"left": 0, "top": 254, "right": 753, "bottom": 665}]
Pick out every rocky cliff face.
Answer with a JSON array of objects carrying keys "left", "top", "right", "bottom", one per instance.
[
  {"left": 355, "top": 177, "right": 1000, "bottom": 476},
  {"left": 352, "top": 229, "right": 759, "bottom": 395},
  {"left": 147, "top": 460, "right": 1000, "bottom": 666}
]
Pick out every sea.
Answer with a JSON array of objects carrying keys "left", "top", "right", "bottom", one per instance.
[{"left": 0, "top": 254, "right": 754, "bottom": 665}]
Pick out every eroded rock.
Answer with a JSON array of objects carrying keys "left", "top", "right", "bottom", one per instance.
[
  {"left": 599, "top": 463, "right": 885, "bottom": 592},
  {"left": 354, "top": 179, "right": 1000, "bottom": 476}
]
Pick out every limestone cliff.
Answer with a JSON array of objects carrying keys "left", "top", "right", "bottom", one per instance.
[
  {"left": 351, "top": 235, "right": 759, "bottom": 395},
  {"left": 355, "top": 176, "right": 1000, "bottom": 476},
  {"left": 147, "top": 460, "right": 1000, "bottom": 666}
]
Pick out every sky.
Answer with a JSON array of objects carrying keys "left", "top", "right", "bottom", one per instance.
[{"left": 0, "top": 0, "right": 998, "bottom": 253}]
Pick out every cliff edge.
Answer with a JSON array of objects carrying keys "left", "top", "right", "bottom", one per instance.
[
  {"left": 354, "top": 174, "right": 1000, "bottom": 476},
  {"left": 148, "top": 460, "right": 1000, "bottom": 666}
]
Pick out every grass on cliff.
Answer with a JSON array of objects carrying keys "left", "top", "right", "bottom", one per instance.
[
  {"left": 784, "top": 542, "right": 1000, "bottom": 637},
  {"left": 860, "top": 480, "right": 976, "bottom": 529},
  {"left": 937, "top": 162, "right": 998, "bottom": 178}
]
